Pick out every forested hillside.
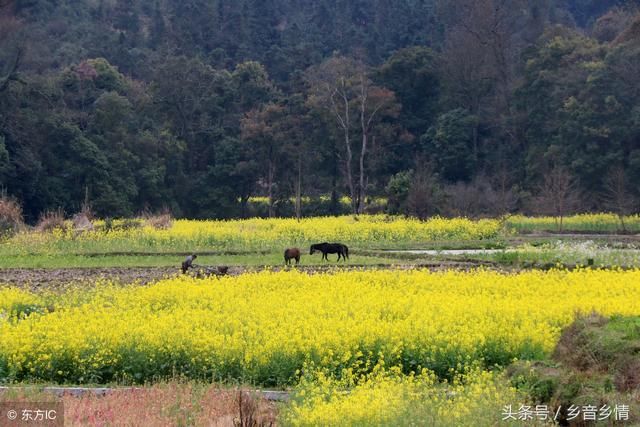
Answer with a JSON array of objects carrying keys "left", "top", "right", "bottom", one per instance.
[{"left": 1, "top": 0, "right": 640, "bottom": 221}]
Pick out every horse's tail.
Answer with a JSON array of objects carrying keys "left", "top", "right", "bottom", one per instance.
[{"left": 345, "top": 245, "right": 349, "bottom": 259}]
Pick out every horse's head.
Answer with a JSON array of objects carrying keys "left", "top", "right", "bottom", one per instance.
[{"left": 310, "top": 245, "right": 316, "bottom": 255}]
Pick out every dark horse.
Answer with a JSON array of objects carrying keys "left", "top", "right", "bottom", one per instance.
[
  {"left": 284, "top": 247, "right": 301, "bottom": 265},
  {"left": 310, "top": 243, "right": 349, "bottom": 262}
]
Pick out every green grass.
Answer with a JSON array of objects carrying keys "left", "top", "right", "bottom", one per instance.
[
  {"left": 508, "top": 314, "right": 640, "bottom": 425},
  {"left": 435, "top": 240, "right": 640, "bottom": 268},
  {"left": 0, "top": 238, "right": 505, "bottom": 257},
  {"left": 0, "top": 253, "right": 409, "bottom": 269},
  {"left": 5, "top": 239, "right": 640, "bottom": 269}
]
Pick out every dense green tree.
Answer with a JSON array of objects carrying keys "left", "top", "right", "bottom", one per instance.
[
  {"left": 241, "top": 103, "right": 288, "bottom": 218},
  {"left": 0, "top": 135, "right": 11, "bottom": 187},
  {"left": 377, "top": 46, "right": 439, "bottom": 143},
  {"left": 0, "top": 0, "right": 638, "bottom": 220},
  {"left": 422, "top": 109, "right": 477, "bottom": 183}
]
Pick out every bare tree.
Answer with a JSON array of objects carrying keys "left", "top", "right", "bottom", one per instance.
[
  {"left": 440, "top": 27, "right": 493, "bottom": 162},
  {"left": 289, "top": 113, "right": 317, "bottom": 222},
  {"left": 603, "top": 166, "right": 637, "bottom": 232},
  {"left": 444, "top": 174, "right": 518, "bottom": 218},
  {"left": 534, "top": 165, "right": 581, "bottom": 232},
  {"left": 489, "top": 161, "right": 519, "bottom": 215},
  {"left": 306, "top": 57, "right": 357, "bottom": 213},
  {"left": 280, "top": 107, "right": 310, "bottom": 222},
  {"left": 445, "top": 180, "right": 483, "bottom": 217},
  {"left": 240, "top": 103, "right": 286, "bottom": 218},
  {"left": 407, "top": 163, "right": 444, "bottom": 220},
  {"left": 306, "top": 57, "right": 397, "bottom": 215},
  {"left": 593, "top": 7, "right": 636, "bottom": 43},
  {"left": 440, "top": 0, "right": 528, "bottom": 158},
  {"left": 454, "top": 0, "right": 530, "bottom": 102},
  {"left": 357, "top": 81, "right": 398, "bottom": 214}
]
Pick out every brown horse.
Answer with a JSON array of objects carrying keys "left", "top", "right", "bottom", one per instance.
[{"left": 284, "top": 247, "right": 301, "bottom": 265}]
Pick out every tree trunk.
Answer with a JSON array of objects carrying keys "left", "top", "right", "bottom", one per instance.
[
  {"left": 241, "top": 196, "right": 249, "bottom": 218},
  {"left": 330, "top": 149, "right": 339, "bottom": 215},
  {"left": 343, "top": 128, "right": 356, "bottom": 215},
  {"left": 357, "top": 78, "right": 368, "bottom": 216},
  {"left": 619, "top": 214, "right": 627, "bottom": 233},
  {"left": 267, "top": 151, "right": 275, "bottom": 218},
  {"left": 472, "top": 124, "right": 479, "bottom": 166},
  {"left": 0, "top": 47, "right": 22, "bottom": 93},
  {"left": 295, "top": 153, "right": 302, "bottom": 221},
  {"left": 358, "top": 132, "right": 367, "bottom": 215},
  {"left": 559, "top": 199, "right": 564, "bottom": 233}
]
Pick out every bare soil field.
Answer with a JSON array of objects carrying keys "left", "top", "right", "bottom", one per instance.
[
  {"left": 0, "top": 262, "right": 498, "bottom": 291},
  {"left": 0, "top": 267, "right": 180, "bottom": 290}
]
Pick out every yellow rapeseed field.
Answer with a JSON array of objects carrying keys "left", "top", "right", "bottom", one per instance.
[
  {"left": 506, "top": 213, "right": 640, "bottom": 233},
  {"left": 5, "top": 213, "right": 638, "bottom": 257},
  {"left": 281, "top": 366, "right": 521, "bottom": 426},
  {"left": 3, "top": 215, "right": 502, "bottom": 254},
  {"left": 1, "top": 269, "right": 639, "bottom": 386}
]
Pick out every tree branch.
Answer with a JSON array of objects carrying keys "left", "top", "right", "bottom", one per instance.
[{"left": 0, "top": 46, "right": 23, "bottom": 93}]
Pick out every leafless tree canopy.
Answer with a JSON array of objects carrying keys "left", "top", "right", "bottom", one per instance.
[
  {"left": 534, "top": 165, "right": 581, "bottom": 231},
  {"left": 603, "top": 166, "right": 637, "bottom": 231},
  {"left": 407, "top": 163, "right": 444, "bottom": 220},
  {"left": 445, "top": 174, "right": 518, "bottom": 217},
  {"left": 306, "top": 56, "right": 398, "bottom": 215}
]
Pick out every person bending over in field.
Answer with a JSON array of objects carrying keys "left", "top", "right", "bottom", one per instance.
[{"left": 182, "top": 254, "right": 197, "bottom": 274}]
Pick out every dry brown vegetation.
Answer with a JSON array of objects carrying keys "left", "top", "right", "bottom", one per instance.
[
  {"left": 0, "top": 194, "right": 23, "bottom": 235},
  {"left": 0, "top": 384, "right": 278, "bottom": 427},
  {"left": 35, "top": 209, "right": 66, "bottom": 233},
  {"left": 142, "top": 209, "right": 173, "bottom": 230}
]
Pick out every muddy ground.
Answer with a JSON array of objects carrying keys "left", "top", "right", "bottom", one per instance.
[
  {"left": 0, "top": 261, "right": 497, "bottom": 291},
  {"left": 0, "top": 267, "right": 180, "bottom": 290}
]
